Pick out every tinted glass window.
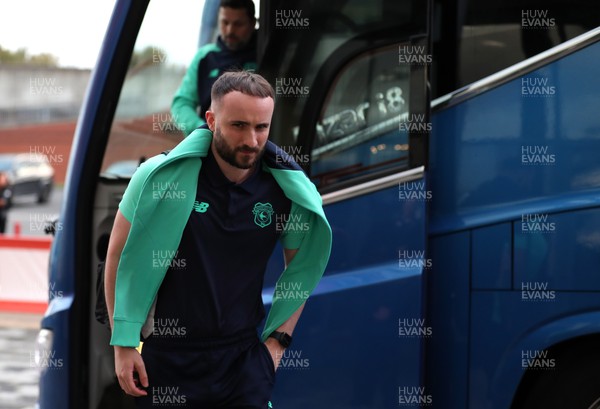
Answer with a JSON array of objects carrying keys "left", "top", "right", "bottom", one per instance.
[
  {"left": 310, "top": 46, "right": 411, "bottom": 187},
  {"left": 432, "top": 0, "right": 600, "bottom": 97},
  {"left": 261, "top": 0, "right": 427, "bottom": 152}
]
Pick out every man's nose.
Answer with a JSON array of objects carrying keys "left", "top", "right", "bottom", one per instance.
[{"left": 242, "top": 130, "right": 259, "bottom": 148}]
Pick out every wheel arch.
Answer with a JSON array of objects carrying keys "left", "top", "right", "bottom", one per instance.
[
  {"left": 500, "top": 310, "right": 600, "bottom": 409},
  {"left": 510, "top": 332, "right": 600, "bottom": 409}
]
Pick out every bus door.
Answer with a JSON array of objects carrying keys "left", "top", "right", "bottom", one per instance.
[
  {"left": 37, "top": 0, "right": 431, "bottom": 407},
  {"left": 258, "top": 1, "right": 432, "bottom": 407}
]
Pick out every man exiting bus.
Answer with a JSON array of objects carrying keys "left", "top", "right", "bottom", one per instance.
[
  {"left": 171, "top": 0, "right": 257, "bottom": 136},
  {"left": 105, "top": 71, "right": 331, "bottom": 408}
]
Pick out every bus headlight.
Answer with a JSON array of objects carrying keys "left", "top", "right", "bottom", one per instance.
[{"left": 34, "top": 329, "right": 55, "bottom": 373}]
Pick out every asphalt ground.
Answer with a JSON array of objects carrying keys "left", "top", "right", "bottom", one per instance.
[
  {"left": 0, "top": 312, "right": 43, "bottom": 409},
  {"left": 0, "top": 185, "right": 61, "bottom": 408}
]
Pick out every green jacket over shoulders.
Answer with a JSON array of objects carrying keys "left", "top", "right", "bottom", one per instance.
[{"left": 110, "top": 128, "right": 332, "bottom": 347}]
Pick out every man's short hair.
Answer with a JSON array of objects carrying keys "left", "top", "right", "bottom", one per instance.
[
  {"left": 211, "top": 71, "right": 274, "bottom": 108},
  {"left": 220, "top": 0, "right": 256, "bottom": 21}
]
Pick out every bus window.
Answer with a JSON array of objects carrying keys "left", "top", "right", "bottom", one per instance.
[
  {"left": 432, "top": 0, "right": 600, "bottom": 97},
  {"left": 459, "top": 1, "right": 597, "bottom": 87},
  {"left": 260, "top": 0, "right": 427, "bottom": 164},
  {"left": 101, "top": 1, "right": 203, "bottom": 177},
  {"left": 309, "top": 46, "right": 412, "bottom": 188}
]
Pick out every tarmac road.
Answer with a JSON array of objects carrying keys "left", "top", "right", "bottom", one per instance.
[{"left": 0, "top": 313, "right": 42, "bottom": 409}]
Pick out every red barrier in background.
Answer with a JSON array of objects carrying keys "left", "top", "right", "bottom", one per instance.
[
  {"left": 0, "top": 234, "right": 52, "bottom": 314},
  {"left": 0, "top": 235, "right": 52, "bottom": 249}
]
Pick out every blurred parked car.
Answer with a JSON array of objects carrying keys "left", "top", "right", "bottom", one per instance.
[{"left": 0, "top": 153, "right": 55, "bottom": 204}]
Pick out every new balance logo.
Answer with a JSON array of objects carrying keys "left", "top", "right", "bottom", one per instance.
[{"left": 193, "top": 201, "right": 210, "bottom": 213}]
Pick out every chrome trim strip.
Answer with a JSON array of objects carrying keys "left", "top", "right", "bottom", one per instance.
[
  {"left": 321, "top": 166, "right": 425, "bottom": 205},
  {"left": 312, "top": 113, "right": 406, "bottom": 159},
  {"left": 431, "top": 26, "right": 600, "bottom": 111}
]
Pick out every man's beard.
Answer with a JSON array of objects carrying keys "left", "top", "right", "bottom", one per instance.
[
  {"left": 224, "top": 37, "right": 240, "bottom": 50},
  {"left": 223, "top": 35, "right": 248, "bottom": 51},
  {"left": 213, "top": 127, "right": 264, "bottom": 169}
]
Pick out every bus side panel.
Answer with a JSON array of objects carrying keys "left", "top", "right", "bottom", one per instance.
[
  {"left": 514, "top": 208, "right": 600, "bottom": 290},
  {"left": 429, "top": 41, "right": 600, "bottom": 229},
  {"left": 267, "top": 183, "right": 427, "bottom": 408},
  {"left": 426, "top": 231, "right": 470, "bottom": 409},
  {"left": 429, "top": 38, "right": 600, "bottom": 409},
  {"left": 471, "top": 207, "right": 600, "bottom": 409},
  {"left": 270, "top": 273, "right": 423, "bottom": 408}
]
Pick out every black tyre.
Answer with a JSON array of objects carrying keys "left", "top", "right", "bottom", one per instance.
[
  {"left": 514, "top": 346, "right": 600, "bottom": 409},
  {"left": 4, "top": 190, "right": 12, "bottom": 209},
  {"left": 0, "top": 212, "right": 7, "bottom": 234},
  {"left": 37, "top": 182, "right": 52, "bottom": 203}
]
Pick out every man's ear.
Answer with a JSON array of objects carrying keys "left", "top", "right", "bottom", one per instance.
[{"left": 205, "top": 110, "right": 215, "bottom": 131}]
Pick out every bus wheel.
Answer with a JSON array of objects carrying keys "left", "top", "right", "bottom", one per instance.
[{"left": 514, "top": 347, "right": 600, "bottom": 409}]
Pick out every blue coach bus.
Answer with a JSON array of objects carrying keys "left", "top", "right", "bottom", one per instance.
[{"left": 36, "top": 0, "right": 600, "bottom": 407}]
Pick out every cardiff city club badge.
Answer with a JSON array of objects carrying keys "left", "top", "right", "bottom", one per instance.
[{"left": 252, "top": 202, "right": 274, "bottom": 228}]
